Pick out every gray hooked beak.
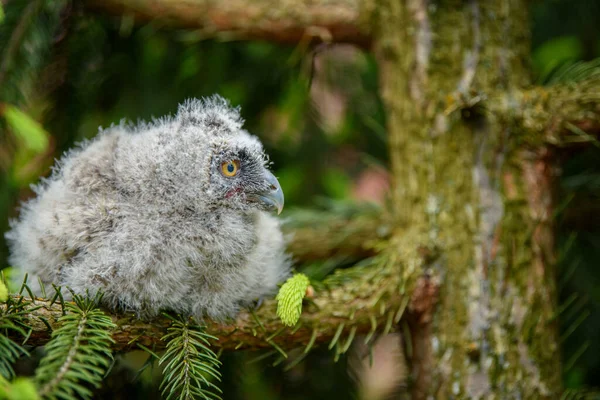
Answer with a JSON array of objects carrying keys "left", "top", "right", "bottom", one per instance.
[{"left": 258, "top": 170, "right": 284, "bottom": 215}]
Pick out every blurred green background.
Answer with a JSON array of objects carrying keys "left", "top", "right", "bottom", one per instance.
[{"left": 1, "top": 0, "right": 599, "bottom": 397}]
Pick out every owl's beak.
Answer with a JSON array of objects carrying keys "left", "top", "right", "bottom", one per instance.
[{"left": 258, "top": 171, "right": 284, "bottom": 215}]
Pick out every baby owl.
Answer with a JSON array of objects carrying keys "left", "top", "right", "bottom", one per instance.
[{"left": 6, "top": 96, "right": 290, "bottom": 319}]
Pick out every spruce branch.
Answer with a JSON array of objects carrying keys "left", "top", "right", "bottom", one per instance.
[
  {"left": 0, "top": 278, "right": 33, "bottom": 380},
  {"left": 484, "top": 60, "right": 600, "bottom": 147},
  {"left": 3, "top": 254, "right": 419, "bottom": 354},
  {"left": 159, "top": 315, "right": 222, "bottom": 400},
  {"left": 541, "top": 58, "right": 600, "bottom": 86},
  {"left": 1, "top": 205, "right": 427, "bottom": 359},
  {"left": 34, "top": 291, "right": 115, "bottom": 400}
]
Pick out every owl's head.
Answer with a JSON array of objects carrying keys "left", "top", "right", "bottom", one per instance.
[{"left": 152, "top": 96, "right": 284, "bottom": 214}]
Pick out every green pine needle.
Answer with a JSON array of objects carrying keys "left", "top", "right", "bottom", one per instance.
[
  {"left": 159, "top": 315, "right": 222, "bottom": 400},
  {"left": 35, "top": 291, "right": 115, "bottom": 400},
  {"left": 543, "top": 58, "right": 600, "bottom": 86},
  {"left": 276, "top": 273, "right": 310, "bottom": 327},
  {"left": 0, "top": 290, "right": 31, "bottom": 380}
]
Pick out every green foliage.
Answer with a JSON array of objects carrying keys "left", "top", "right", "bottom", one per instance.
[
  {"left": 532, "top": 36, "right": 584, "bottom": 81},
  {"left": 0, "top": 0, "right": 68, "bottom": 106},
  {"left": 276, "top": 274, "right": 310, "bottom": 327},
  {"left": 284, "top": 199, "right": 382, "bottom": 229},
  {"left": 560, "top": 388, "right": 600, "bottom": 400},
  {"left": 322, "top": 169, "right": 351, "bottom": 199},
  {"left": 0, "top": 375, "right": 39, "bottom": 400},
  {"left": 0, "top": 279, "right": 31, "bottom": 380},
  {"left": 1, "top": 104, "right": 49, "bottom": 152},
  {"left": 0, "top": 0, "right": 66, "bottom": 196},
  {"left": 0, "top": 280, "right": 7, "bottom": 302},
  {"left": 557, "top": 145, "right": 600, "bottom": 387},
  {"left": 35, "top": 290, "right": 115, "bottom": 400},
  {"left": 159, "top": 314, "right": 222, "bottom": 400},
  {"left": 542, "top": 58, "right": 600, "bottom": 86}
]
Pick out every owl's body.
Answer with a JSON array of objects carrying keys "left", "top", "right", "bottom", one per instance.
[{"left": 6, "top": 97, "right": 289, "bottom": 319}]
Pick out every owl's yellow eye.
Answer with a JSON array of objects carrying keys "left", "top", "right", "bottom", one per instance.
[{"left": 221, "top": 160, "right": 240, "bottom": 177}]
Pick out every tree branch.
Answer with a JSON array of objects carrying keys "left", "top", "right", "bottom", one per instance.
[
  {"left": 85, "top": 0, "right": 371, "bottom": 47},
  {"left": 492, "top": 79, "right": 600, "bottom": 147},
  {"left": 14, "top": 278, "right": 408, "bottom": 354},
  {"left": 283, "top": 205, "right": 389, "bottom": 263},
  {"left": 4, "top": 206, "right": 407, "bottom": 354},
  {"left": 12, "top": 254, "right": 417, "bottom": 354}
]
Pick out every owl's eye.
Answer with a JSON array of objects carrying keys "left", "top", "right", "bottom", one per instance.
[{"left": 221, "top": 160, "right": 240, "bottom": 177}]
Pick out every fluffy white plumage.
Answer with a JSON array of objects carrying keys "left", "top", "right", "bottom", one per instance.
[{"left": 6, "top": 96, "right": 290, "bottom": 319}]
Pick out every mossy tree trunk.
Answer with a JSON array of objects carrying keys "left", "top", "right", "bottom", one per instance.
[{"left": 374, "top": 0, "right": 560, "bottom": 398}]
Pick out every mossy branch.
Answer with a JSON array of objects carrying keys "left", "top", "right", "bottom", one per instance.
[
  {"left": 0, "top": 205, "right": 418, "bottom": 353},
  {"left": 283, "top": 203, "right": 389, "bottom": 263},
  {"left": 5, "top": 270, "right": 407, "bottom": 353},
  {"left": 492, "top": 78, "right": 600, "bottom": 147},
  {"left": 3, "top": 246, "right": 432, "bottom": 356}
]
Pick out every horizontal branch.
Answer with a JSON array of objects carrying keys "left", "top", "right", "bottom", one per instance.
[
  {"left": 493, "top": 79, "right": 600, "bottom": 147},
  {"left": 13, "top": 258, "right": 420, "bottom": 355},
  {"left": 283, "top": 205, "right": 389, "bottom": 262},
  {"left": 4, "top": 206, "right": 414, "bottom": 355},
  {"left": 15, "top": 278, "right": 408, "bottom": 355},
  {"left": 86, "top": 0, "right": 371, "bottom": 47}
]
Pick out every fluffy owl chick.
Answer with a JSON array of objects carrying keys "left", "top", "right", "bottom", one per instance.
[{"left": 6, "top": 96, "right": 290, "bottom": 319}]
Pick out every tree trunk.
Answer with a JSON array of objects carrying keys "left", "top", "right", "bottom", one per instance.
[{"left": 374, "top": 0, "right": 560, "bottom": 398}]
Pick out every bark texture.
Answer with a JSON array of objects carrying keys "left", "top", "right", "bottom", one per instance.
[
  {"left": 373, "top": 0, "right": 561, "bottom": 398},
  {"left": 86, "top": 0, "right": 371, "bottom": 46}
]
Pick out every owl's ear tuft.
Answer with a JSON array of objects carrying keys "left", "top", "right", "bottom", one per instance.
[{"left": 177, "top": 95, "right": 244, "bottom": 134}]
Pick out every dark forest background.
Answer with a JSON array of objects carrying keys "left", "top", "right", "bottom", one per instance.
[{"left": 0, "top": 0, "right": 599, "bottom": 398}]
